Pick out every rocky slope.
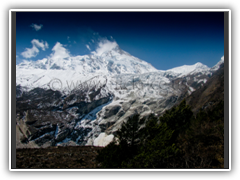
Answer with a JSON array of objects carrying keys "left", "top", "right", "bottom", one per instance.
[{"left": 185, "top": 62, "right": 224, "bottom": 113}]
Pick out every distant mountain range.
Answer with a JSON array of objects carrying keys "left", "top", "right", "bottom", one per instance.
[{"left": 16, "top": 41, "right": 224, "bottom": 148}]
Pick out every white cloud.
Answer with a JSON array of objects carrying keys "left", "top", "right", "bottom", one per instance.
[
  {"left": 21, "top": 45, "right": 39, "bottom": 58},
  {"left": 50, "top": 42, "right": 70, "bottom": 61},
  {"left": 86, "top": 44, "right": 91, "bottom": 51},
  {"left": 91, "top": 39, "right": 94, "bottom": 43},
  {"left": 21, "top": 39, "right": 49, "bottom": 58},
  {"left": 31, "top": 39, "right": 48, "bottom": 51},
  {"left": 30, "top": 23, "right": 43, "bottom": 31},
  {"left": 94, "top": 40, "right": 118, "bottom": 56}
]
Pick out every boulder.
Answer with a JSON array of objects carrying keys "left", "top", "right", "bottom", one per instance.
[
  {"left": 93, "top": 133, "right": 114, "bottom": 147},
  {"left": 103, "top": 105, "right": 121, "bottom": 119}
]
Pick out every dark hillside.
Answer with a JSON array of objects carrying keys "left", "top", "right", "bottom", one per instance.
[
  {"left": 95, "top": 64, "right": 225, "bottom": 168},
  {"left": 185, "top": 64, "right": 224, "bottom": 113}
]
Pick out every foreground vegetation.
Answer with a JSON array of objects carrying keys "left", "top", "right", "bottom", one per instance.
[{"left": 96, "top": 100, "right": 224, "bottom": 168}]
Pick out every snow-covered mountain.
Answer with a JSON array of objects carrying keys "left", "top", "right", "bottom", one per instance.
[
  {"left": 166, "top": 62, "right": 210, "bottom": 77},
  {"left": 211, "top": 56, "right": 224, "bottom": 71},
  {"left": 18, "top": 44, "right": 157, "bottom": 74},
  {"left": 16, "top": 41, "right": 224, "bottom": 148},
  {"left": 17, "top": 40, "right": 158, "bottom": 92}
]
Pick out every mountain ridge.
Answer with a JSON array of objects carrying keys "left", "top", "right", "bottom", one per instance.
[
  {"left": 17, "top": 41, "right": 157, "bottom": 73},
  {"left": 16, "top": 41, "right": 224, "bottom": 148}
]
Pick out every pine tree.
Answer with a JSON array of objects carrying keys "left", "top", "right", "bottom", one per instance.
[
  {"left": 116, "top": 114, "right": 144, "bottom": 148},
  {"left": 126, "top": 100, "right": 193, "bottom": 168},
  {"left": 96, "top": 114, "right": 144, "bottom": 168}
]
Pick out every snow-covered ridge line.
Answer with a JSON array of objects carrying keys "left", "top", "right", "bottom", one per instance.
[
  {"left": 17, "top": 41, "right": 157, "bottom": 75},
  {"left": 211, "top": 56, "right": 224, "bottom": 71},
  {"left": 17, "top": 39, "right": 224, "bottom": 94},
  {"left": 166, "top": 62, "right": 210, "bottom": 77}
]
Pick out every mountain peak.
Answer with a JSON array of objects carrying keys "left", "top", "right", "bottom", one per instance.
[
  {"left": 17, "top": 40, "right": 157, "bottom": 76},
  {"left": 166, "top": 62, "right": 210, "bottom": 77},
  {"left": 194, "top": 62, "right": 209, "bottom": 69},
  {"left": 92, "top": 40, "right": 119, "bottom": 56},
  {"left": 211, "top": 56, "right": 224, "bottom": 71}
]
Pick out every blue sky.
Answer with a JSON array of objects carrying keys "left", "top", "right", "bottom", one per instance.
[{"left": 16, "top": 11, "right": 224, "bottom": 70}]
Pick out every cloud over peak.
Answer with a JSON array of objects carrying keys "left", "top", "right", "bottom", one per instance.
[
  {"left": 94, "top": 40, "right": 118, "bottom": 56},
  {"left": 30, "top": 23, "right": 43, "bottom": 31},
  {"left": 50, "top": 42, "right": 70, "bottom": 61}
]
